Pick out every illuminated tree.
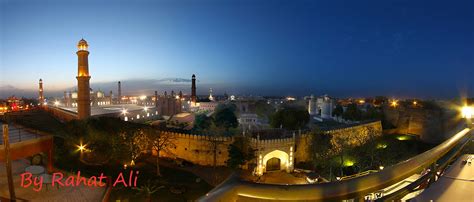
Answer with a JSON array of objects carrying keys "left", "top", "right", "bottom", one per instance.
[
  {"left": 120, "top": 129, "right": 149, "bottom": 165},
  {"left": 147, "top": 128, "right": 175, "bottom": 176}
]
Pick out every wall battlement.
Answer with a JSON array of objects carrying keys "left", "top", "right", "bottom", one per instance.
[{"left": 159, "top": 121, "right": 382, "bottom": 167}]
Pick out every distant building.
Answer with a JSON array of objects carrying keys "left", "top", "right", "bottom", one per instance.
[
  {"left": 308, "top": 94, "right": 336, "bottom": 121},
  {"left": 156, "top": 91, "right": 182, "bottom": 116}
]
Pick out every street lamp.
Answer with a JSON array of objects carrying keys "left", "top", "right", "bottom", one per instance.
[
  {"left": 390, "top": 100, "right": 398, "bottom": 108},
  {"left": 77, "top": 143, "right": 87, "bottom": 152},
  {"left": 461, "top": 106, "right": 473, "bottom": 119},
  {"left": 54, "top": 101, "right": 60, "bottom": 106}
]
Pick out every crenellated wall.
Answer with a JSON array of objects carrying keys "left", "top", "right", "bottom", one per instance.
[
  {"left": 159, "top": 121, "right": 383, "bottom": 167},
  {"left": 293, "top": 121, "right": 382, "bottom": 164},
  {"left": 159, "top": 132, "right": 234, "bottom": 166}
]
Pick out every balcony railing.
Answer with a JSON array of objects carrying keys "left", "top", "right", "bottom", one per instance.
[{"left": 199, "top": 127, "right": 472, "bottom": 201}]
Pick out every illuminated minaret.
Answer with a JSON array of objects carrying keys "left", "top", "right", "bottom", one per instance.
[
  {"left": 191, "top": 74, "right": 196, "bottom": 103},
  {"left": 154, "top": 91, "right": 158, "bottom": 107},
  {"left": 76, "top": 39, "right": 91, "bottom": 119},
  {"left": 118, "top": 81, "right": 122, "bottom": 104},
  {"left": 38, "top": 79, "right": 44, "bottom": 106}
]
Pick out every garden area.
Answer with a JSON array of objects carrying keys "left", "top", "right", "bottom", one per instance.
[
  {"left": 303, "top": 130, "right": 436, "bottom": 181},
  {"left": 2, "top": 109, "right": 213, "bottom": 201}
]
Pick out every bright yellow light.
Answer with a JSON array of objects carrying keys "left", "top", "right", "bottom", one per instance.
[
  {"left": 390, "top": 100, "right": 398, "bottom": 107},
  {"left": 122, "top": 108, "right": 128, "bottom": 115},
  {"left": 359, "top": 100, "right": 365, "bottom": 104},
  {"left": 379, "top": 166, "right": 384, "bottom": 170},
  {"left": 139, "top": 95, "right": 147, "bottom": 100},
  {"left": 54, "top": 101, "right": 60, "bottom": 106},
  {"left": 376, "top": 143, "right": 387, "bottom": 149},
  {"left": 413, "top": 101, "right": 417, "bottom": 105},
  {"left": 77, "top": 144, "right": 87, "bottom": 152},
  {"left": 343, "top": 159, "right": 355, "bottom": 167},
  {"left": 461, "top": 106, "right": 473, "bottom": 119},
  {"left": 144, "top": 106, "right": 148, "bottom": 112}
]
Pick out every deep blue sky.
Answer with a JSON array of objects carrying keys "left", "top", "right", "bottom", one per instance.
[{"left": 1, "top": 0, "right": 473, "bottom": 98}]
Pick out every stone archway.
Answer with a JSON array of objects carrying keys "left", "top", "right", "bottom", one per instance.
[{"left": 260, "top": 150, "right": 290, "bottom": 174}]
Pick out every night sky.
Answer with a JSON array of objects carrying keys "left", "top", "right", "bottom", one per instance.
[{"left": 1, "top": 0, "right": 473, "bottom": 98}]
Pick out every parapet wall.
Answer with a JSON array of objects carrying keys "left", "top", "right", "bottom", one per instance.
[
  {"left": 159, "top": 132, "right": 234, "bottom": 166},
  {"left": 160, "top": 121, "right": 383, "bottom": 166},
  {"left": 44, "top": 106, "right": 78, "bottom": 122},
  {"left": 294, "top": 121, "right": 383, "bottom": 164}
]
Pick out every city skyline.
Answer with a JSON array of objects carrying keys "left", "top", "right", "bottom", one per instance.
[{"left": 1, "top": 0, "right": 473, "bottom": 99}]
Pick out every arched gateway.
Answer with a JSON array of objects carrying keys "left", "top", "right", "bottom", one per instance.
[{"left": 254, "top": 135, "right": 295, "bottom": 176}]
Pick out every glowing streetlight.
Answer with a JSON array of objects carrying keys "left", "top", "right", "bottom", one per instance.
[
  {"left": 413, "top": 101, "right": 417, "bottom": 106},
  {"left": 144, "top": 106, "right": 148, "bottom": 112},
  {"left": 379, "top": 165, "right": 384, "bottom": 170},
  {"left": 77, "top": 143, "right": 87, "bottom": 152},
  {"left": 461, "top": 106, "right": 473, "bottom": 119},
  {"left": 54, "top": 101, "right": 60, "bottom": 106},
  {"left": 390, "top": 100, "right": 398, "bottom": 107},
  {"left": 121, "top": 108, "right": 128, "bottom": 115}
]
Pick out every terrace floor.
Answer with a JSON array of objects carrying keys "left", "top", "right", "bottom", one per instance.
[{"left": 0, "top": 159, "right": 105, "bottom": 202}]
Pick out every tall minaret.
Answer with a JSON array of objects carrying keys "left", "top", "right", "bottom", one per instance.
[
  {"left": 191, "top": 74, "right": 196, "bottom": 103},
  {"left": 154, "top": 90, "right": 158, "bottom": 107},
  {"left": 76, "top": 39, "right": 91, "bottom": 119},
  {"left": 38, "top": 79, "right": 44, "bottom": 106},
  {"left": 118, "top": 81, "right": 122, "bottom": 104}
]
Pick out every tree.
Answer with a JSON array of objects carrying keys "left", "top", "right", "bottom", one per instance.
[
  {"left": 255, "top": 100, "right": 275, "bottom": 119},
  {"left": 213, "top": 104, "right": 238, "bottom": 131},
  {"left": 308, "top": 128, "right": 333, "bottom": 171},
  {"left": 270, "top": 105, "right": 309, "bottom": 130},
  {"left": 332, "top": 104, "right": 344, "bottom": 117},
  {"left": 120, "top": 129, "right": 149, "bottom": 166},
  {"left": 206, "top": 127, "right": 227, "bottom": 184},
  {"left": 227, "top": 136, "right": 254, "bottom": 169},
  {"left": 133, "top": 180, "right": 165, "bottom": 202},
  {"left": 194, "top": 114, "right": 212, "bottom": 131},
  {"left": 147, "top": 128, "right": 175, "bottom": 176},
  {"left": 342, "top": 103, "right": 362, "bottom": 121}
]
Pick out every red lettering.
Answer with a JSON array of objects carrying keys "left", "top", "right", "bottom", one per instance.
[
  {"left": 76, "top": 171, "right": 87, "bottom": 186},
  {"left": 128, "top": 170, "right": 133, "bottom": 187},
  {"left": 65, "top": 176, "right": 75, "bottom": 186},
  {"left": 87, "top": 176, "right": 97, "bottom": 187},
  {"left": 20, "top": 172, "right": 33, "bottom": 188},
  {"left": 113, "top": 173, "right": 127, "bottom": 187},
  {"left": 133, "top": 171, "right": 139, "bottom": 187},
  {"left": 33, "top": 176, "right": 43, "bottom": 192},
  {"left": 52, "top": 172, "right": 64, "bottom": 187},
  {"left": 98, "top": 173, "right": 107, "bottom": 187}
]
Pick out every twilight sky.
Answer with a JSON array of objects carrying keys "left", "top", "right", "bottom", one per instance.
[{"left": 1, "top": 0, "right": 473, "bottom": 98}]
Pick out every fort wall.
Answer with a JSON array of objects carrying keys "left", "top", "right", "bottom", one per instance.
[{"left": 160, "top": 121, "right": 383, "bottom": 167}]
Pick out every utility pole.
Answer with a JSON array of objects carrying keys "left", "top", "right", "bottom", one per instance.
[{"left": 3, "top": 124, "right": 16, "bottom": 201}]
